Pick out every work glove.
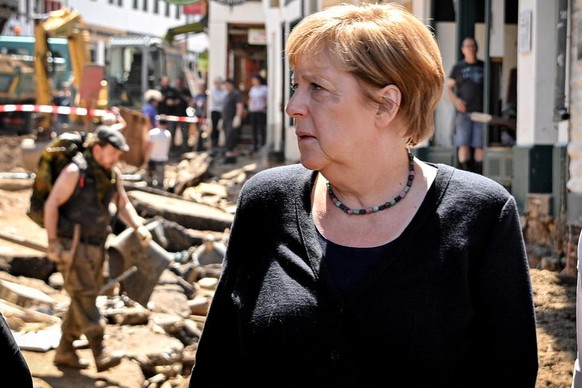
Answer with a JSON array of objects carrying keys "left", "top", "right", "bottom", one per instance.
[
  {"left": 47, "top": 239, "right": 74, "bottom": 267},
  {"left": 232, "top": 116, "right": 241, "bottom": 128},
  {"left": 134, "top": 225, "right": 153, "bottom": 247}
]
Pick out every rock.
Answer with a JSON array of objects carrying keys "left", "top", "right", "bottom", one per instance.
[
  {"left": 128, "top": 190, "right": 234, "bottom": 232},
  {"left": 107, "top": 324, "right": 185, "bottom": 378},
  {"left": 149, "top": 282, "right": 191, "bottom": 317},
  {"left": 197, "top": 277, "right": 218, "bottom": 291},
  {"left": 188, "top": 296, "right": 210, "bottom": 316},
  {"left": 0, "top": 278, "right": 57, "bottom": 307}
]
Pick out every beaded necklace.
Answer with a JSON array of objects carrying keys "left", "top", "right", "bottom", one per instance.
[{"left": 326, "top": 150, "right": 415, "bottom": 215}]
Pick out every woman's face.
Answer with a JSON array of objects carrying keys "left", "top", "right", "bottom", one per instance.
[{"left": 286, "top": 54, "right": 378, "bottom": 172}]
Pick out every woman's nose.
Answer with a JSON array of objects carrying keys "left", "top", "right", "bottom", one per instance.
[{"left": 285, "top": 93, "right": 304, "bottom": 118}]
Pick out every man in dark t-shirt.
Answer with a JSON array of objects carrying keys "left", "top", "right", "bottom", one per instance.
[
  {"left": 447, "top": 37, "right": 485, "bottom": 174},
  {"left": 157, "top": 76, "right": 183, "bottom": 151}
]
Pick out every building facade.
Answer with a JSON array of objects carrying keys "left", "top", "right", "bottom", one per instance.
[
  {"left": 263, "top": 0, "right": 574, "bottom": 215},
  {"left": 4, "top": 0, "right": 206, "bottom": 63},
  {"left": 2, "top": 0, "right": 268, "bottom": 122}
]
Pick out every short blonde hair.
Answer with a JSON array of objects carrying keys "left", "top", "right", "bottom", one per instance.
[
  {"left": 285, "top": 3, "right": 445, "bottom": 146},
  {"left": 144, "top": 89, "right": 162, "bottom": 102}
]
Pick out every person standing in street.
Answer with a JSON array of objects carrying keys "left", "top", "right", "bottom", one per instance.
[
  {"left": 156, "top": 75, "right": 177, "bottom": 117},
  {"left": 447, "top": 36, "right": 485, "bottom": 174},
  {"left": 142, "top": 89, "right": 162, "bottom": 130},
  {"left": 222, "top": 79, "right": 244, "bottom": 164},
  {"left": 192, "top": 81, "right": 208, "bottom": 152},
  {"left": 248, "top": 74, "right": 268, "bottom": 153},
  {"left": 208, "top": 77, "right": 227, "bottom": 155},
  {"left": 45, "top": 126, "right": 152, "bottom": 373},
  {"left": 144, "top": 116, "right": 172, "bottom": 189},
  {"left": 53, "top": 81, "right": 73, "bottom": 131},
  {"left": 189, "top": 3, "right": 538, "bottom": 386},
  {"left": 157, "top": 75, "right": 182, "bottom": 151},
  {"left": 174, "top": 77, "right": 193, "bottom": 152}
]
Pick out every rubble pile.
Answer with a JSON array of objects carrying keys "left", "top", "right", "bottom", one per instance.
[{"left": 0, "top": 147, "right": 273, "bottom": 387}]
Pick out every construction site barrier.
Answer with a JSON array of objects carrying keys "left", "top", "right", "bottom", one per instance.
[{"left": 0, "top": 104, "right": 199, "bottom": 123}]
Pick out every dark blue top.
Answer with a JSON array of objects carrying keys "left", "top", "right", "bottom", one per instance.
[
  {"left": 191, "top": 163, "right": 538, "bottom": 387},
  {"left": 142, "top": 102, "right": 158, "bottom": 129}
]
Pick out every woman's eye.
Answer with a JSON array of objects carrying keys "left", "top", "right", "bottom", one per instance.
[
  {"left": 311, "top": 83, "right": 324, "bottom": 91},
  {"left": 290, "top": 82, "right": 325, "bottom": 92}
]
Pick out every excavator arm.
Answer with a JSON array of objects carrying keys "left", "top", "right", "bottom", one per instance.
[
  {"left": 33, "top": 8, "right": 107, "bottom": 131},
  {"left": 34, "top": 7, "right": 89, "bottom": 106}
]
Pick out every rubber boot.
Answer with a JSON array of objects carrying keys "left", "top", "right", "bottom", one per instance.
[
  {"left": 90, "top": 339, "right": 122, "bottom": 372},
  {"left": 473, "top": 161, "right": 483, "bottom": 175},
  {"left": 54, "top": 334, "right": 90, "bottom": 369},
  {"left": 459, "top": 161, "right": 471, "bottom": 171}
]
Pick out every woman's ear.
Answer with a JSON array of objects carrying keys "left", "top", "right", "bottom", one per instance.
[{"left": 377, "top": 84, "right": 401, "bottom": 123}]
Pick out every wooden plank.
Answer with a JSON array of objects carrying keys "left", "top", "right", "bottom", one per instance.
[
  {"left": 119, "top": 107, "right": 148, "bottom": 167},
  {"left": 0, "top": 279, "right": 57, "bottom": 307}
]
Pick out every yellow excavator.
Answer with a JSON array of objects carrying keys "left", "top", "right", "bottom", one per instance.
[
  {"left": 14, "top": 8, "right": 109, "bottom": 172},
  {"left": 33, "top": 7, "right": 88, "bottom": 108},
  {"left": 33, "top": 7, "right": 107, "bottom": 132}
]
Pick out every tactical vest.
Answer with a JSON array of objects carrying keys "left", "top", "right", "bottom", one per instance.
[{"left": 57, "top": 151, "right": 117, "bottom": 246}]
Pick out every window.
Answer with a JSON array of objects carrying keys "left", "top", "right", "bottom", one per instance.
[
  {"left": 153, "top": 0, "right": 159, "bottom": 14},
  {"left": 143, "top": 0, "right": 148, "bottom": 12},
  {"left": 165, "top": 2, "right": 170, "bottom": 17},
  {"left": 43, "top": 0, "right": 62, "bottom": 12},
  {"left": 133, "top": 0, "right": 138, "bottom": 9}
]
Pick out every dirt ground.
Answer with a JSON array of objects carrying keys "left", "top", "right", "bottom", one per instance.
[{"left": 0, "top": 135, "right": 578, "bottom": 387}]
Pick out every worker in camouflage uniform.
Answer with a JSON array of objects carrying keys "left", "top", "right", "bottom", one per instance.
[{"left": 45, "top": 126, "right": 152, "bottom": 372}]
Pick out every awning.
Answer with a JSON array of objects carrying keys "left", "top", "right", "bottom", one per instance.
[
  {"left": 163, "top": 0, "right": 202, "bottom": 4},
  {"left": 164, "top": 20, "right": 207, "bottom": 43},
  {"left": 164, "top": 0, "right": 246, "bottom": 7}
]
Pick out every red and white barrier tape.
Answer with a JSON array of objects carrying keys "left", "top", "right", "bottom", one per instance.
[
  {"left": 159, "top": 114, "right": 199, "bottom": 124},
  {"left": 0, "top": 104, "right": 199, "bottom": 123},
  {"left": 0, "top": 104, "right": 108, "bottom": 117}
]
